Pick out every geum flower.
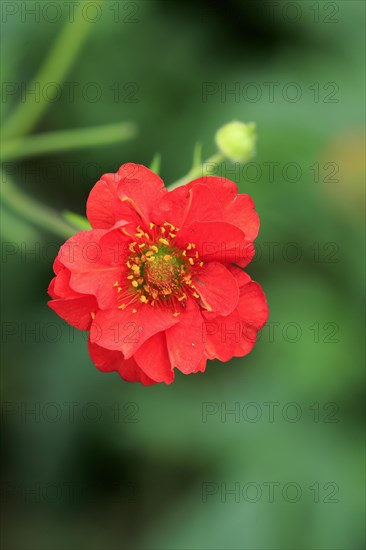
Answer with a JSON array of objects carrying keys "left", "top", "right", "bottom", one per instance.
[{"left": 48, "top": 164, "right": 268, "bottom": 385}]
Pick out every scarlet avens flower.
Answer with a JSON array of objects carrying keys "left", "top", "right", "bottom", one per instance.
[{"left": 48, "top": 163, "right": 268, "bottom": 385}]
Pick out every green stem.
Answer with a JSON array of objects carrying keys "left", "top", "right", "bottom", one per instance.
[
  {"left": 167, "top": 152, "right": 225, "bottom": 190},
  {"left": 1, "top": 122, "right": 138, "bottom": 162},
  {"left": 1, "top": 174, "right": 77, "bottom": 239},
  {"left": 2, "top": 0, "right": 104, "bottom": 139}
]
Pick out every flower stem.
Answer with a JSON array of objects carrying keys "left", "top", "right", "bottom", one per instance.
[
  {"left": 1, "top": 173, "right": 77, "bottom": 239},
  {"left": 2, "top": 0, "right": 104, "bottom": 140},
  {"left": 167, "top": 152, "right": 225, "bottom": 190},
  {"left": 1, "top": 122, "right": 138, "bottom": 162}
]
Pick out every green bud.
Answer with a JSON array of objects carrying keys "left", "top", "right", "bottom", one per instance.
[{"left": 215, "top": 120, "right": 256, "bottom": 163}]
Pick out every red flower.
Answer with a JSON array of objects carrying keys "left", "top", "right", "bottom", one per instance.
[{"left": 48, "top": 163, "right": 268, "bottom": 385}]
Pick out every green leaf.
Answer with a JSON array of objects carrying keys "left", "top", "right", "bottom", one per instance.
[
  {"left": 62, "top": 210, "right": 91, "bottom": 231},
  {"left": 192, "top": 141, "right": 203, "bottom": 169},
  {"left": 149, "top": 153, "right": 161, "bottom": 174}
]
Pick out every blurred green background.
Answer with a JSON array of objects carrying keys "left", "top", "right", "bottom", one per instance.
[{"left": 1, "top": 1, "right": 365, "bottom": 549}]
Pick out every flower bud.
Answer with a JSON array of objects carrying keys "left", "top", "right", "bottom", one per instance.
[{"left": 215, "top": 120, "right": 256, "bottom": 162}]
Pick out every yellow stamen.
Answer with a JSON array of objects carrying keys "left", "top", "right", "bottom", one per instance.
[
  {"left": 91, "top": 312, "right": 95, "bottom": 319},
  {"left": 132, "top": 280, "right": 139, "bottom": 287},
  {"left": 159, "top": 238, "right": 169, "bottom": 246},
  {"left": 140, "top": 295, "right": 147, "bottom": 303}
]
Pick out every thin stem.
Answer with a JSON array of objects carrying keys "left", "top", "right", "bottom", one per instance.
[
  {"left": 1, "top": 173, "right": 77, "bottom": 239},
  {"left": 167, "top": 152, "right": 225, "bottom": 190},
  {"left": 2, "top": 0, "right": 104, "bottom": 139},
  {"left": 1, "top": 122, "right": 138, "bottom": 162}
]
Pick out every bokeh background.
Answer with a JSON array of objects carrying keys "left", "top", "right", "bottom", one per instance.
[{"left": 1, "top": 1, "right": 365, "bottom": 549}]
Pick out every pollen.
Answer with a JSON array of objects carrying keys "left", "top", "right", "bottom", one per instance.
[
  {"left": 124, "top": 222, "right": 203, "bottom": 310},
  {"left": 159, "top": 238, "right": 169, "bottom": 246}
]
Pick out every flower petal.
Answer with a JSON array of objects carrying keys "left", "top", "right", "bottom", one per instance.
[
  {"left": 69, "top": 268, "right": 123, "bottom": 310},
  {"left": 203, "top": 308, "right": 256, "bottom": 362},
  {"left": 175, "top": 221, "right": 253, "bottom": 266},
  {"left": 188, "top": 176, "right": 260, "bottom": 241},
  {"left": 202, "top": 276, "right": 268, "bottom": 361},
  {"left": 86, "top": 173, "right": 127, "bottom": 229},
  {"left": 165, "top": 299, "right": 206, "bottom": 374},
  {"left": 154, "top": 183, "right": 223, "bottom": 228},
  {"left": 228, "top": 265, "right": 252, "bottom": 288},
  {"left": 48, "top": 295, "right": 98, "bottom": 330},
  {"left": 237, "top": 281, "right": 269, "bottom": 330},
  {"left": 134, "top": 332, "right": 174, "bottom": 384},
  {"left": 86, "top": 164, "right": 166, "bottom": 229},
  {"left": 88, "top": 341, "right": 156, "bottom": 385},
  {"left": 57, "top": 229, "right": 107, "bottom": 271},
  {"left": 193, "top": 262, "right": 239, "bottom": 316},
  {"left": 90, "top": 305, "right": 179, "bottom": 359},
  {"left": 116, "top": 163, "right": 167, "bottom": 226},
  {"left": 57, "top": 229, "right": 128, "bottom": 309}
]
